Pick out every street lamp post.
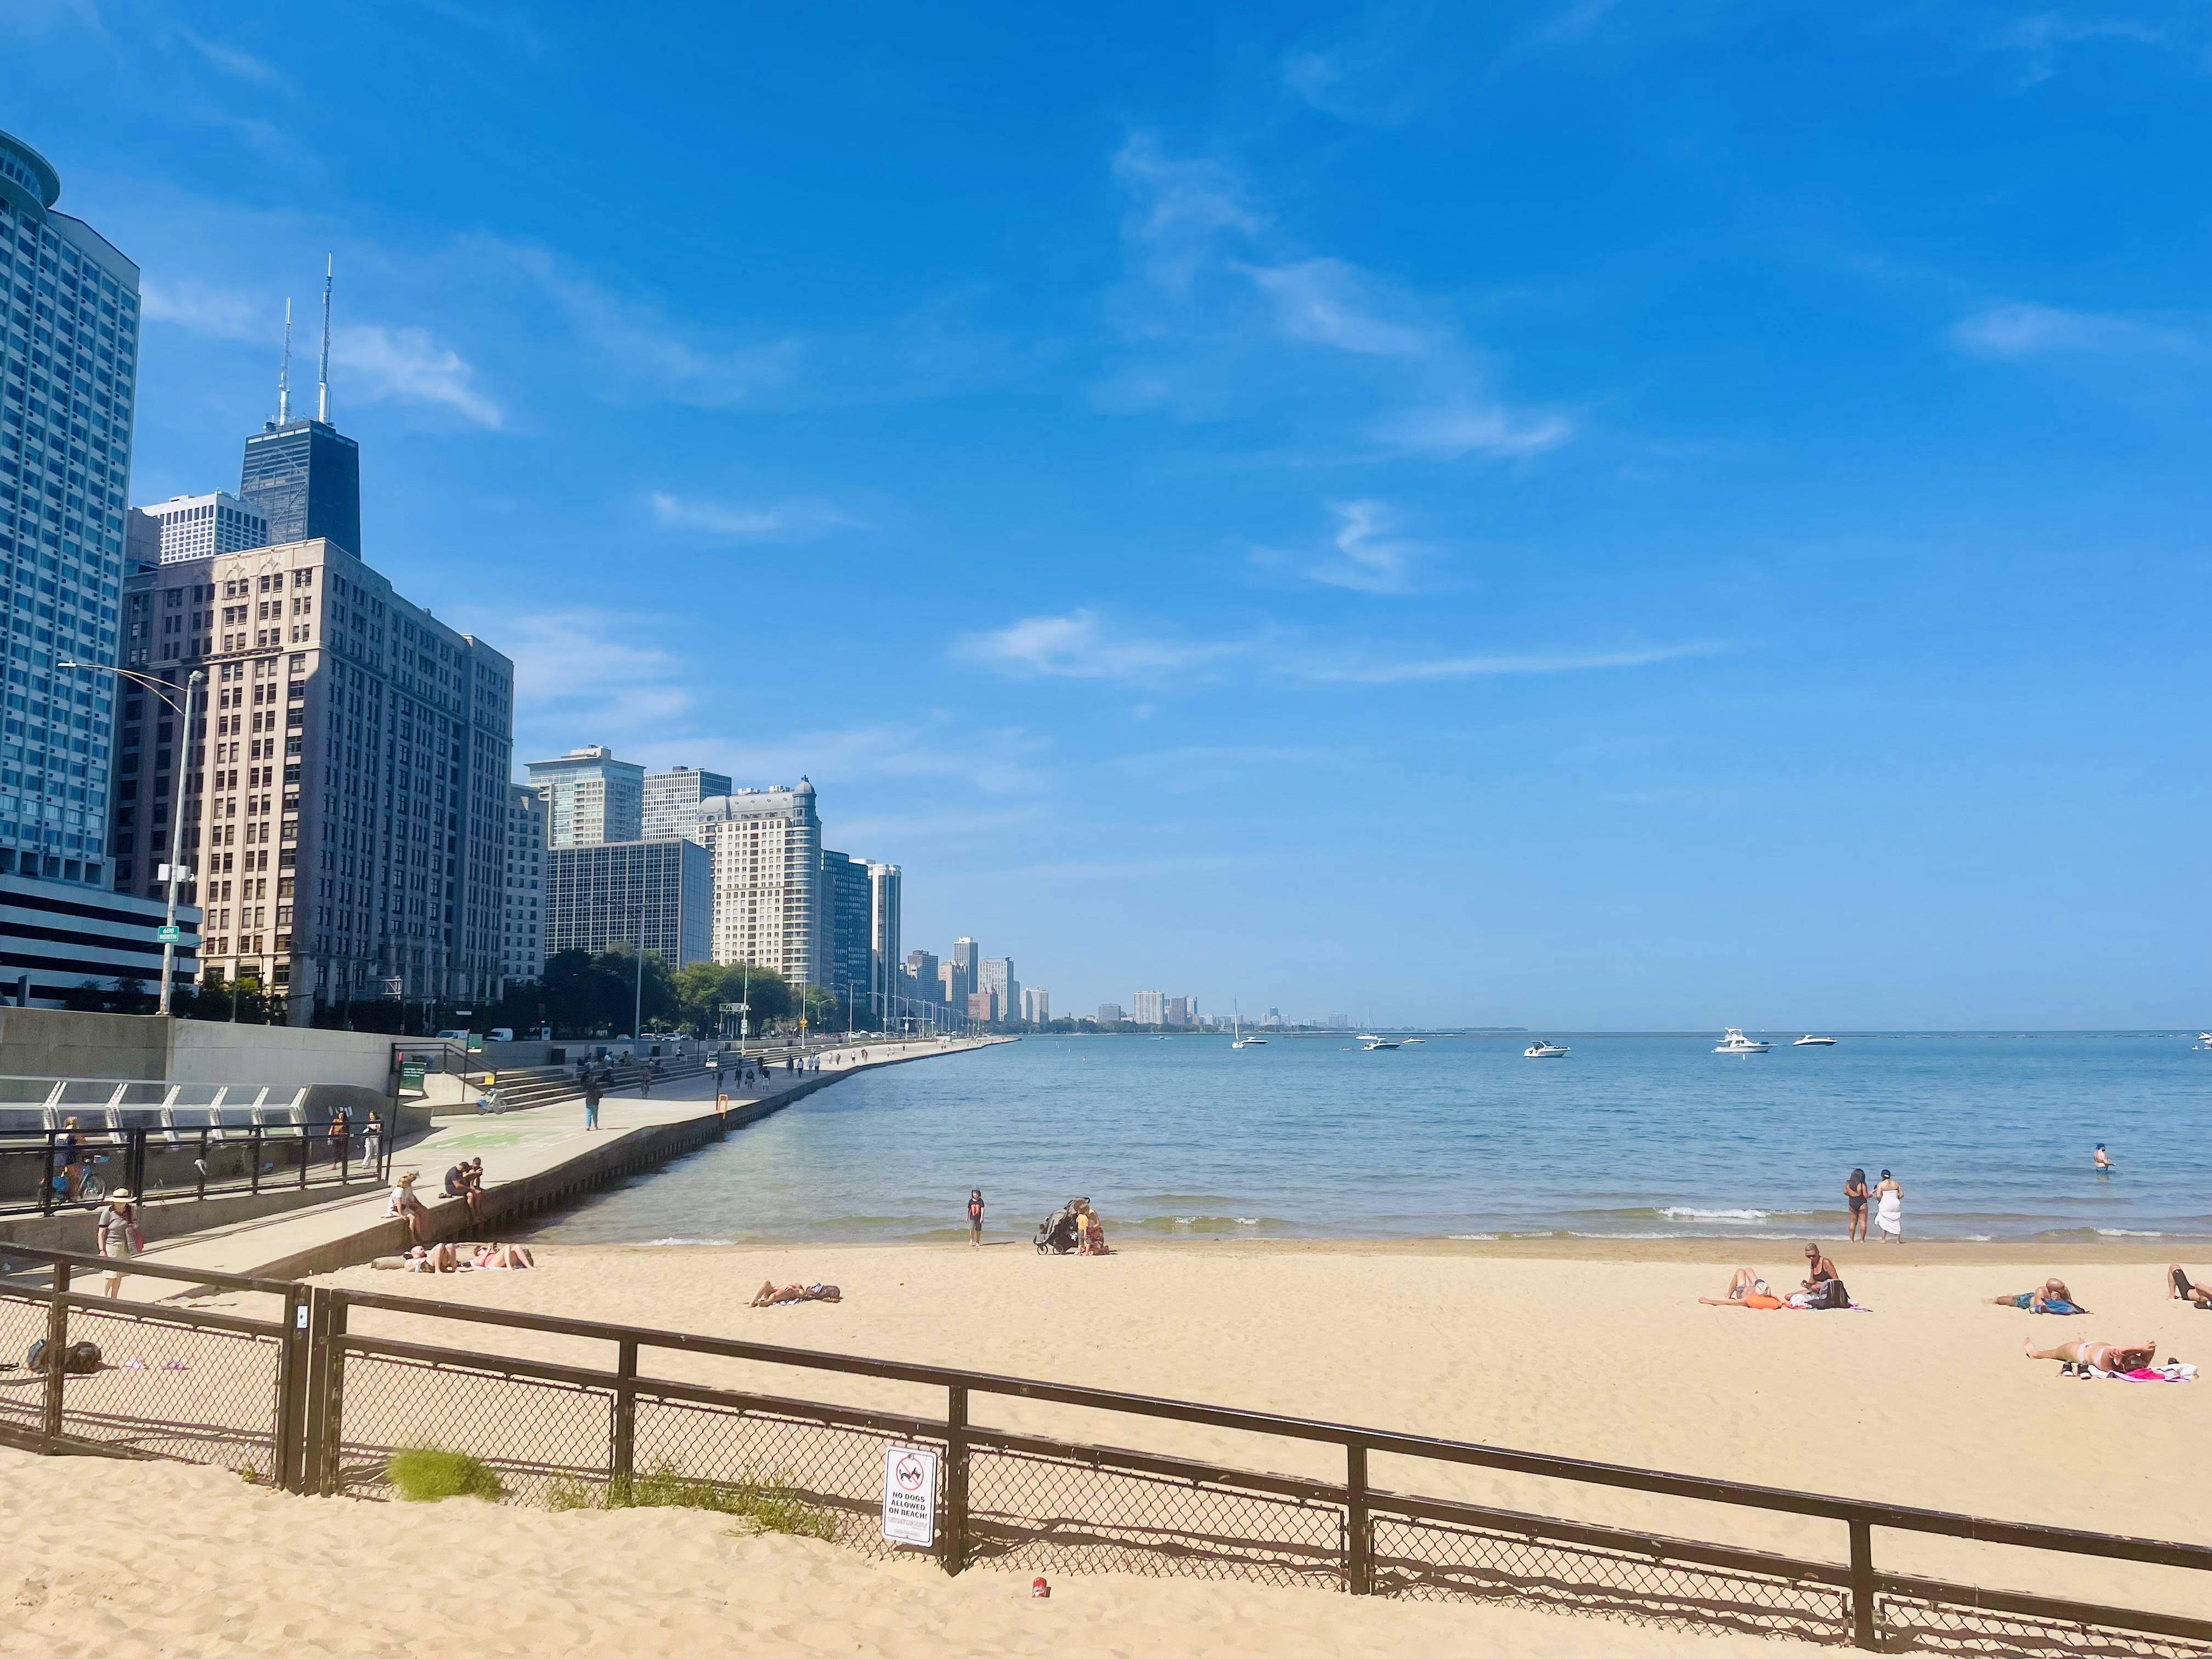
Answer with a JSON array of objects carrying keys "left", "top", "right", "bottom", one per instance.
[{"left": 57, "top": 661, "right": 204, "bottom": 1015}]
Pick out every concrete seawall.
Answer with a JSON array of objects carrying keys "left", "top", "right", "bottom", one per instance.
[{"left": 171, "top": 1036, "right": 1010, "bottom": 1280}]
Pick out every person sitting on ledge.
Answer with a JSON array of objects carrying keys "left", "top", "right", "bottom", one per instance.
[
  {"left": 1989, "top": 1278, "right": 2084, "bottom": 1313},
  {"left": 2024, "top": 1336, "right": 2157, "bottom": 1374},
  {"left": 388, "top": 1171, "right": 431, "bottom": 1243},
  {"left": 751, "top": 1280, "right": 841, "bottom": 1306},
  {"left": 2168, "top": 1266, "right": 2212, "bottom": 1308},
  {"left": 1701, "top": 1268, "right": 1786, "bottom": 1310}
]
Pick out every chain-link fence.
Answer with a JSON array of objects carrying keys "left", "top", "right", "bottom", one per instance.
[{"left": 1875, "top": 1595, "right": 2212, "bottom": 1658}]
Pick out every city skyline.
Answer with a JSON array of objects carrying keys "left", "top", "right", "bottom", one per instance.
[{"left": 6, "top": 6, "right": 2203, "bottom": 1026}]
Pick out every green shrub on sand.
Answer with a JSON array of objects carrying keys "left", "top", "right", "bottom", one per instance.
[
  {"left": 385, "top": 1446, "right": 506, "bottom": 1503},
  {"left": 548, "top": 1464, "right": 838, "bottom": 1540}
]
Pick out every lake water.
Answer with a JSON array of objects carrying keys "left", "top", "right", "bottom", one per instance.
[{"left": 535, "top": 1033, "right": 2210, "bottom": 1246}]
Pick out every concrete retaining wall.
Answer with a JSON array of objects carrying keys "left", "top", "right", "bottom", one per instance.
[{"left": 0, "top": 1008, "right": 394, "bottom": 1092}]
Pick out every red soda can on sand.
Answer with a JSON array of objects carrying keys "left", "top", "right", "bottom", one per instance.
[{"left": 1031, "top": 1576, "right": 1051, "bottom": 1599}]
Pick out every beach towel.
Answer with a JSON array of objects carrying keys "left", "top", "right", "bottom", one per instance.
[
  {"left": 2039, "top": 1299, "right": 2085, "bottom": 1315},
  {"left": 2083, "top": 1364, "right": 2194, "bottom": 1382}
]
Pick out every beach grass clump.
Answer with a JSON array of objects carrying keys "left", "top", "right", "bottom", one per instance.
[
  {"left": 385, "top": 1446, "right": 507, "bottom": 1503},
  {"left": 548, "top": 1463, "right": 837, "bottom": 1539}
]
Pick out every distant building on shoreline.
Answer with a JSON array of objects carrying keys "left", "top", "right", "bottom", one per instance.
[
  {"left": 1098, "top": 1002, "right": 1124, "bottom": 1024},
  {"left": 695, "top": 780, "right": 825, "bottom": 988},
  {"left": 821, "top": 848, "right": 871, "bottom": 1009},
  {"left": 1164, "top": 995, "right": 1192, "bottom": 1026},
  {"left": 1132, "top": 990, "right": 1164, "bottom": 1025},
  {"left": 1021, "top": 985, "right": 1049, "bottom": 1023}
]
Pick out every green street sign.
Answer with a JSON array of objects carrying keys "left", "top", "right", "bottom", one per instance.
[
  {"left": 155, "top": 924, "right": 182, "bottom": 943},
  {"left": 399, "top": 1060, "right": 427, "bottom": 1093}
]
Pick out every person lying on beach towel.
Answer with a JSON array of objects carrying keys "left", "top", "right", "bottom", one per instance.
[
  {"left": 1701, "top": 1268, "right": 1787, "bottom": 1310},
  {"left": 1989, "top": 1278, "right": 2086, "bottom": 1314},
  {"left": 2168, "top": 1266, "right": 2212, "bottom": 1308},
  {"left": 751, "top": 1280, "right": 842, "bottom": 1306},
  {"left": 473, "top": 1243, "right": 534, "bottom": 1270},
  {"left": 398, "top": 1243, "right": 462, "bottom": 1273},
  {"left": 2024, "top": 1336, "right": 2155, "bottom": 1375}
]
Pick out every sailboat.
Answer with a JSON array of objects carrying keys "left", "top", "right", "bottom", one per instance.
[{"left": 1231, "top": 1002, "right": 1266, "bottom": 1048}]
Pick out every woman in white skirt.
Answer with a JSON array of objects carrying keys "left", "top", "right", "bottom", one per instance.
[{"left": 1874, "top": 1169, "right": 1904, "bottom": 1243}]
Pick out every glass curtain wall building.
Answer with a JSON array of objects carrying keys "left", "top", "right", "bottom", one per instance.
[
  {"left": 820, "top": 847, "right": 872, "bottom": 1014},
  {"left": 239, "top": 419, "right": 359, "bottom": 555},
  {"left": 0, "top": 128, "right": 137, "bottom": 887}
]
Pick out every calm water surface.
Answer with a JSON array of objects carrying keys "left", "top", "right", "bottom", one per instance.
[{"left": 535, "top": 1034, "right": 2210, "bottom": 1246}]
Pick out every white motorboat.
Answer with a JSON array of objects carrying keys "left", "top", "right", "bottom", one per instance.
[
  {"left": 1229, "top": 1007, "right": 1266, "bottom": 1049},
  {"left": 1714, "top": 1028, "right": 1771, "bottom": 1054},
  {"left": 1792, "top": 1035, "right": 1837, "bottom": 1047},
  {"left": 1358, "top": 1034, "right": 1401, "bottom": 1050},
  {"left": 1524, "top": 1040, "right": 1570, "bottom": 1058}
]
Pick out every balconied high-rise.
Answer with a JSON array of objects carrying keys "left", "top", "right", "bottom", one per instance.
[
  {"left": 642, "top": 764, "right": 730, "bottom": 842},
  {"left": 0, "top": 128, "right": 138, "bottom": 890},
  {"left": 500, "top": 782, "right": 546, "bottom": 986},
  {"left": 527, "top": 745, "right": 642, "bottom": 848},
  {"left": 695, "top": 779, "right": 824, "bottom": 989},
  {"left": 114, "top": 534, "right": 514, "bottom": 1018},
  {"left": 1132, "top": 990, "right": 1165, "bottom": 1025},
  {"left": 868, "top": 861, "right": 900, "bottom": 1020}
]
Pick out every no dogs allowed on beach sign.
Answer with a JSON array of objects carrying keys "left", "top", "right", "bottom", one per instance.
[{"left": 879, "top": 1444, "right": 939, "bottom": 1547}]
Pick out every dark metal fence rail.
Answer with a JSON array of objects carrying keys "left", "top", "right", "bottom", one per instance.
[
  {"left": 0, "top": 1243, "right": 2204, "bottom": 1657},
  {"left": 0, "top": 1125, "right": 392, "bottom": 1217}
]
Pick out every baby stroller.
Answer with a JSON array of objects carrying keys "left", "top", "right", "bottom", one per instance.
[{"left": 1034, "top": 1201, "right": 1082, "bottom": 1255}]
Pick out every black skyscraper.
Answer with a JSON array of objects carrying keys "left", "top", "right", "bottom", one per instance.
[{"left": 239, "top": 417, "right": 360, "bottom": 556}]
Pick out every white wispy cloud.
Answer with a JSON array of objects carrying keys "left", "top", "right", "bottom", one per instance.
[
  {"left": 959, "top": 608, "right": 1714, "bottom": 689},
  {"left": 648, "top": 492, "right": 865, "bottom": 540},
  {"left": 1256, "top": 498, "right": 1432, "bottom": 595},
  {"left": 1947, "top": 301, "right": 2209, "bottom": 362},
  {"left": 1108, "top": 133, "right": 1571, "bottom": 459},
  {"left": 140, "top": 278, "right": 263, "bottom": 341},
  {"left": 177, "top": 27, "right": 284, "bottom": 84},
  {"left": 1984, "top": 12, "right": 2169, "bottom": 87},
  {"left": 505, "top": 612, "right": 693, "bottom": 729},
  {"left": 1376, "top": 402, "right": 1575, "bottom": 458},
  {"left": 1305, "top": 642, "right": 1718, "bottom": 684},
  {"left": 330, "top": 323, "right": 502, "bottom": 427},
  {"left": 956, "top": 611, "right": 1246, "bottom": 685},
  {"left": 1239, "top": 259, "right": 1437, "bottom": 358}
]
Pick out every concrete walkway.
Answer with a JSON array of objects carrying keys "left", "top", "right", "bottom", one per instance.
[{"left": 135, "top": 1036, "right": 1003, "bottom": 1284}]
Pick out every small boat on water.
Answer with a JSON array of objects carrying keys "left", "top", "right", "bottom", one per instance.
[
  {"left": 1229, "top": 1006, "right": 1266, "bottom": 1049},
  {"left": 1714, "top": 1028, "right": 1771, "bottom": 1054},
  {"left": 1524, "top": 1040, "right": 1570, "bottom": 1058},
  {"left": 1792, "top": 1035, "right": 1837, "bottom": 1047},
  {"left": 1358, "top": 1034, "right": 1401, "bottom": 1050}
]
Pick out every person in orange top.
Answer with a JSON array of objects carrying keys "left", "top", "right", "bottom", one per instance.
[{"left": 1701, "top": 1267, "right": 1786, "bottom": 1310}]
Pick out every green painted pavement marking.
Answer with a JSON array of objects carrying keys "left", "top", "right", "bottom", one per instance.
[{"left": 432, "top": 1130, "right": 556, "bottom": 1150}]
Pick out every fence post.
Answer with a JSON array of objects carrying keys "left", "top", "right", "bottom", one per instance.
[
  {"left": 943, "top": 1384, "right": 970, "bottom": 1576},
  {"left": 1345, "top": 1441, "right": 1372, "bottom": 1595},
  {"left": 40, "top": 1134, "right": 55, "bottom": 1216},
  {"left": 250, "top": 1126, "right": 262, "bottom": 1194},
  {"left": 274, "top": 1282, "right": 311, "bottom": 1492},
  {"left": 196, "top": 1130, "right": 208, "bottom": 1199},
  {"left": 318, "top": 1296, "right": 349, "bottom": 1496},
  {"left": 612, "top": 1338, "right": 637, "bottom": 1493},
  {"left": 40, "top": 1261, "right": 70, "bottom": 1441},
  {"left": 1849, "top": 1519, "right": 1877, "bottom": 1649},
  {"left": 129, "top": 1128, "right": 148, "bottom": 1205}
]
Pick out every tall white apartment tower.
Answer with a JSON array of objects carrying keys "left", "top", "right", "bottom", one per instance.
[
  {"left": 0, "top": 128, "right": 139, "bottom": 888},
  {"left": 499, "top": 781, "right": 546, "bottom": 986},
  {"left": 526, "top": 745, "right": 642, "bottom": 847},
  {"left": 693, "top": 777, "right": 825, "bottom": 990},
  {"left": 867, "top": 860, "right": 901, "bottom": 1023}
]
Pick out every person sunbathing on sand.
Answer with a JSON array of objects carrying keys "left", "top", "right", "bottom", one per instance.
[
  {"left": 2024, "top": 1336, "right": 2156, "bottom": 1373},
  {"left": 404, "top": 1243, "right": 461, "bottom": 1273},
  {"left": 473, "top": 1243, "right": 534, "bottom": 1269},
  {"left": 2168, "top": 1267, "right": 2212, "bottom": 1308},
  {"left": 751, "top": 1280, "right": 842, "bottom": 1306},
  {"left": 1701, "top": 1268, "right": 1787, "bottom": 1310},
  {"left": 1989, "top": 1278, "right": 2082, "bottom": 1313}
]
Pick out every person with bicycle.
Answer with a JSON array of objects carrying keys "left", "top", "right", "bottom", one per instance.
[{"left": 54, "top": 1116, "right": 83, "bottom": 1201}]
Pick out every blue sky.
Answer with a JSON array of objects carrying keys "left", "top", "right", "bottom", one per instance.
[{"left": 9, "top": 1, "right": 2207, "bottom": 1026}]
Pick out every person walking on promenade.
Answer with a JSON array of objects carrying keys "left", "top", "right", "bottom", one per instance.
[
  {"left": 361, "top": 1109, "right": 383, "bottom": 1171},
  {"left": 968, "top": 1189, "right": 985, "bottom": 1247},
  {"left": 583, "top": 1068, "right": 603, "bottom": 1131},
  {"left": 94, "top": 1189, "right": 142, "bottom": 1297},
  {"left": 1874, "top": 1170, "right": 1904, "bottom": 1243},
  {"left": 328, "top": 1106, "right": 350, "bottom": 1169},
  {"left": 1844, "top": 1169, "right": 1869, "bottom": 1243}
]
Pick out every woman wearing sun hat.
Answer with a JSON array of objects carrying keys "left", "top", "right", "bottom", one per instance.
[{"left": 94, "top": 1189, "right": 142, "bottom": 1297}]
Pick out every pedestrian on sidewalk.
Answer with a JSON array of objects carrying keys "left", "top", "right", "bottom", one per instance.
[
  {"left": 94, "top": 1189, "right": 142, "bottom": 1297},
  {"left": 328, "top": 1106, "right": 350, "bottom": 1168},
  {"left": 360, "top": 1109, "right": 382, "bottom": 1171},
  {"left": 583, "top": 1068, "right": 603, "bottom": 1131}
]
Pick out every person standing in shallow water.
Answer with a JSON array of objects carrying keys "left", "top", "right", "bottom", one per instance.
[
  {"left": 1874, "top": 1169, "right": 1904, "bottom": 1243},
  {"left": 967, "top": 1189, "right": 985, "bottom": 1246},
  {"left": 1844, "top": 1169, "right": 1870, "bottom": 1243}
]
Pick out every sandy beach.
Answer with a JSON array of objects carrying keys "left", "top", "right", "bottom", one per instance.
[{"left": 61, "top": 1232, "right": 2187, "bottom": 1654}]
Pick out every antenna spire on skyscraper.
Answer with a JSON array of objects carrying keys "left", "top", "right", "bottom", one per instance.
[
  {"left": 317, "top": 253, "right": 332, "bottom": 424},
  {"left": 276, "top": 297, "right": 292, "bottom": 424}
]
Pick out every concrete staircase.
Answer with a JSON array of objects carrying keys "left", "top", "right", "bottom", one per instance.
[{"left": 483, "top": 1058, "right": 712, "bottom": 1113}]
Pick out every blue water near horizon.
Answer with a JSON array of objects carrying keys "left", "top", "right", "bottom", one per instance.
[{"left": 535, "top": 1033, "right": 2212, "bottom": 1246}]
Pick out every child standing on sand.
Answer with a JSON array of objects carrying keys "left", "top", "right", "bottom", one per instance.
[{"left": 967, "top": 1189, "right": 985, "bottom": 1246}]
